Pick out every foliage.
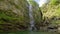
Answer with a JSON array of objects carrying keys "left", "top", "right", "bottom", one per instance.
[
  {"left": 29, "top": 0, "right": 38, "bottom": 6},
  {"left": 41, "top": 0, "right": 60, "bottom": 29},
  {"left": 41, "top": 0, "right": 60, "bottom": 18},
  {"left": 0, "top": 0, "right": 42, "bottom": 32},
  {"left": 0, "top": 0, "right": 29, "bottom": 32}
]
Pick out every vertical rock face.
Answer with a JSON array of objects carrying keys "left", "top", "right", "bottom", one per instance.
[
  {"left": 0, "top": 0, "right": 42, "bottom": 32},
  {"left": 0, "top": 0, "right": 29, "bottom": 32},
  {"left": 0, "top": 0, "right": 29, "bottom": 16},
  {"left": 31, "top": 3, "right": 42, "bottom": 30}
]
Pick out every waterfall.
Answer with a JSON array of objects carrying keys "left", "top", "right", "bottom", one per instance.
[{"left": 28, "top": 1, "right": 36, "bottom": 31}]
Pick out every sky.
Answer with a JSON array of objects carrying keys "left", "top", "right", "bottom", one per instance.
[
  {"left": 27, "top": 0, "right": 47, "bottom": 7},
  {"left": 34, "top": 0, "right": 47, "bottom": 7}
]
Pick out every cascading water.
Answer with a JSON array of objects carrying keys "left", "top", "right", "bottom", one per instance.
[
  {"left": 27, "top": 0, "right": 48, "bottom": 31},
  {"left": 27, "top": 0, "right": 36, "bottom": 31}
]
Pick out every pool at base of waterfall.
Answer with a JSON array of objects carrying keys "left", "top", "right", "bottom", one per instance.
[{"left": 0, "top": 31, "right": 58, "bottom": 34}]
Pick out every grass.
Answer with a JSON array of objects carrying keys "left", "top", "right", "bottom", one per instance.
[{"left": 0, "top": 31, "right": 58, "bottom": 34}]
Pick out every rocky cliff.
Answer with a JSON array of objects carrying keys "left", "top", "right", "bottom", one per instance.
[
  {"left": 0, "top": 0, "right": 29, "bottom": 32},
  {"left": 0, "top": 0, "right": 42, "bottom": 32}
]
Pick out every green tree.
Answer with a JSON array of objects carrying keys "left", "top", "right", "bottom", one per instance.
[{"left": 41, "top": 0, "right": 60, "bottom": 29}]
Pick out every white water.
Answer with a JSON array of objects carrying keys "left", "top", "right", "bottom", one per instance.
[
  {"left": 27, "top": 0, "right": 48, "bottom": 31},
  {"left": 29, "top": 4, "right": 34, "bottom": 30},
  {"left": 27, "top": 0, "right": 36, "bottom": 31}
]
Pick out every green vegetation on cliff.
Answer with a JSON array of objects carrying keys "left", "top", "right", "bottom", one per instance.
[
  {"left": 0, "top": 0, "right": 42, "bottom": 32},
  {"left": 0, "top": 0, "right": 60, "bottom": 33},
  {"left": 0, "top": 0, "right": 29, "bottom": 32},
  {"left": 41, "top": 0, "right": 60, "bottom": 32}
]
